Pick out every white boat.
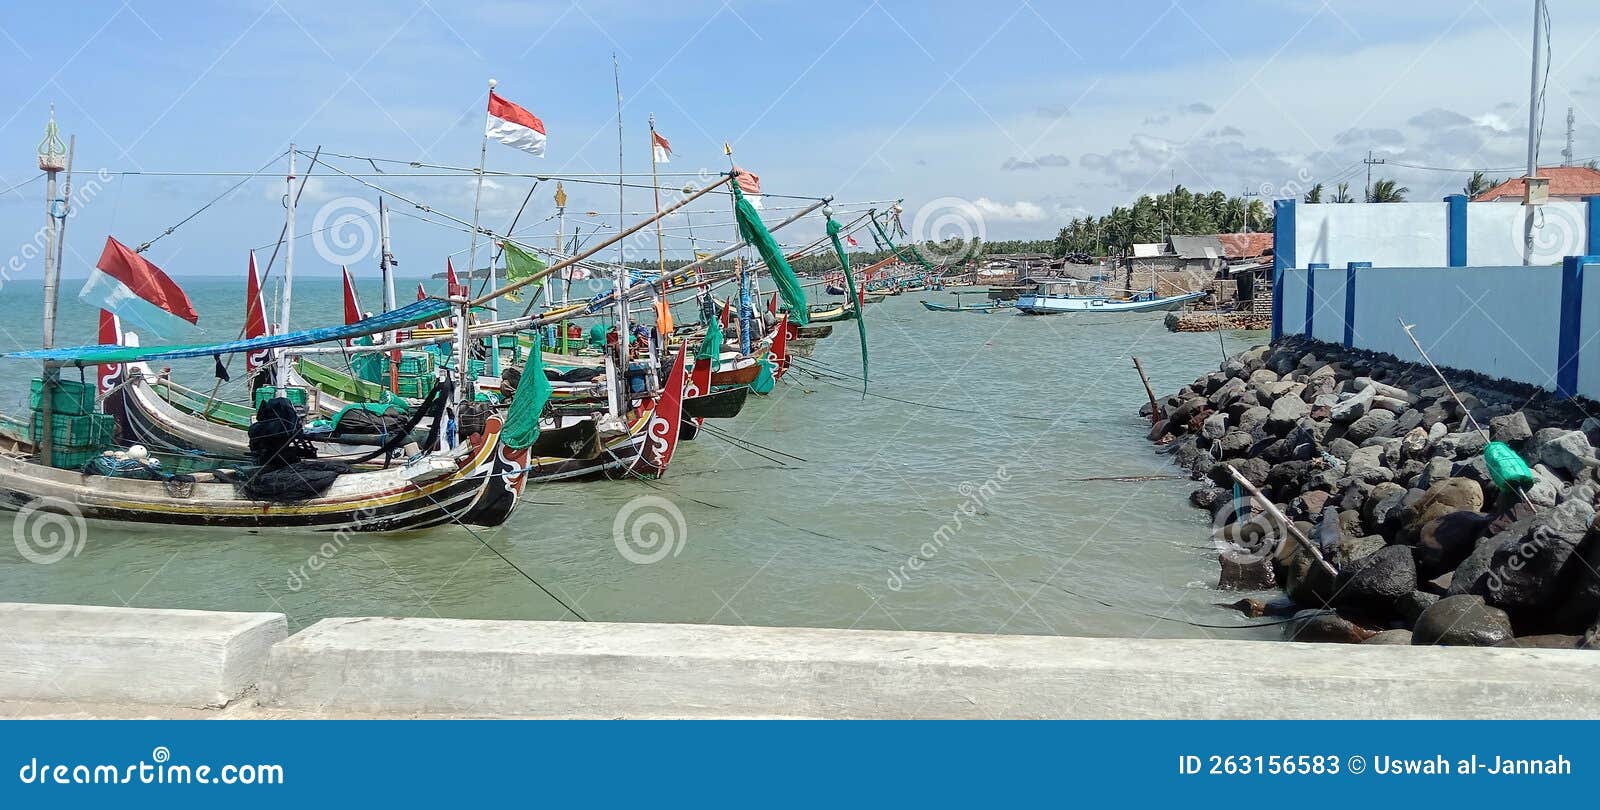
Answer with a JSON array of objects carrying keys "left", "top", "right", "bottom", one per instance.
[{"left": 1016, "top": 280, "right": 1205, "bottom": 315}]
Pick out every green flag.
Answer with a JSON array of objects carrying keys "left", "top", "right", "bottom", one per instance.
[
  {"left": 502, "top": 241, "right": 548, "bottom": 304},
  {"left": 502, "top": 334, "right": 553, "bottom": 450}
]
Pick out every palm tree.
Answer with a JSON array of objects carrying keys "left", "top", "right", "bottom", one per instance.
[
  {"left": 1368, "top": 178, "right": 1408, "bottom": 203},
  {"left": 1304, "top": 183, "right": 1324, "bottom": 204},
  {"left": 1331, "top": 182, "right": 1355, "bottom": 203},
  {"left": 1462, "top": 171, "right": 1501, "bottom": 199}
]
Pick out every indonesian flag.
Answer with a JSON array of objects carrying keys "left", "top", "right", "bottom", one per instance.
[
  {"left": 79, "top": 236, "right": 199, "bottom": 340},
  {"left": 486, "top": 90, "right": 546, "bottom": 157},
  {"left": 651, "top": 130, "right": 672, "bottom": 164},
  {"left": 846, "top": 234, "right": 858, "bottom": 248},
  {"left": 95, "top": 309, "right": 123, "bottom": 396},
  {"left": 244, "top": 251, "right": 270, "bottom": 373},
  {"left": 734, "top": 167, "right": 762, "bottom": 209}
]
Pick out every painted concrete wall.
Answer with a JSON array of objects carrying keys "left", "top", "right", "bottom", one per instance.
[
  {"left": 1356, "top": 266, "right": 1564, "bottom": 388},
  {"left": 1467, "top": 201, "right": 1590, "bottom": 266},
  {"left": 1308, "top": 266, "right": 1349, "bottom": 345},
  {"left": 1295, "top": 202, "right": 1451, "bottom": 269}
]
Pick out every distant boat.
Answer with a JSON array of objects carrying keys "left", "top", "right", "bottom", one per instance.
[
  {"left": 919, "top": 290, "right": 1013, "bottom": 313},
  {"left": 1016, "top": 280, "right": 1204, "bottom": 315}
]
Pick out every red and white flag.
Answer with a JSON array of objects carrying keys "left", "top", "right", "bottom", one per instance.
[
  {"left": 79, "top": 236, "right": 199, "bottom": 340},
  {"left": 486, "top": 90, "right": 546, "bottom": 157},
  {"left": 846, "top": 234, "right": 858, "bottom": 248},
  {"left": 733, "top": 166, "right": 762, "bottom": 209},
  {"left": 244, "top": 251, "right": 270, "bottom": 373},
  {"left": 651, "top": 130, "right": 672, "bottom": 164}
]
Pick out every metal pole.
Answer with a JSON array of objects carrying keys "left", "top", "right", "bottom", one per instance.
[
  {"left": 465, "top": 79, "right": 494, "bottom": 390},
  {"left": 378, "top": 197, "right": 400, "bottom": 394},
  {"left": 38, "top": 130, "right": 68, "bottom": 467},
  {"left": 275, "top": 145, "right": 296, "bottom": 395},
  {"left": 1523, "top": 0, "right": 1546, "bottom": 267},
  {"left": 611, "top": 54, "right": 629, "bottom": 417}
]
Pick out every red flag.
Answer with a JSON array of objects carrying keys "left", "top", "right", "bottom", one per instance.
[
  {"left": 846, "top": 234, "right": 858, "bottom": 247},
  {"left": 342, "top": 267, "right": 363, "bottom": 326},
  {"left": 733, "top": 167, "right": 760, "bottom": 195},
  {"left": 417, "top": 282, "right": 428, "bottom": 302},
  {"left": 767, "top": 291, "right": 777, "bottom": 315},
  {"left": 651, "top": 130, "right": 672, "bottom": 164},
  {"left": 770, "top": 315, "right": 791, "bottom": 380},
  {"left": 79, "top": 236, "right": 199, "bottom": 339},
  {"left": 486, "top": 90, "right": 547, "bottom": 157},
  {"left": 633, "top": 345, "right": 689, "bottom": 478},
  {"left": 244, "top": 251, "right": 270, "bottom": 373}
]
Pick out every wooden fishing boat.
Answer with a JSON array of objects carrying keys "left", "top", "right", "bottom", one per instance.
[
  {"left": 805, "top": 304, "right": 856, "bottom": 324},
  {"left": 0, "top": 411, "right": 529, "bottom": 531},
  {"left": 920, "top": 291, "right": 1013, "bottom": 313},
  {"left": 860, "top": 293, "right": 885, "bottom": 304},
  {"left": 683, "top": 385, "right": 749, "bottom": 420},
  {"left": 795, "top": 323, "right": 833, "bottom": 339},
  {"left": 710, "top": 357, "right": 763, "bottom": 386},
  {"left": 1016, "top": 284, "right": 1205, "bottom": 315}
]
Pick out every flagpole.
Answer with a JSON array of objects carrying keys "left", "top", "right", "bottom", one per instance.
[
  {"left": 725, "top": 142, "right": 751, "bottom": 355},
  {"left": 276, "top": 144, "right": 296, "bottom": 396},
  {"left": 649, "top": 114, "right": 666, "bottom": 276},
  {"left": 465, "top": 79, "right": 495, "bottom": 390},
  {"left": 378, "top": 197, "right": 400, "bottom": 394}
]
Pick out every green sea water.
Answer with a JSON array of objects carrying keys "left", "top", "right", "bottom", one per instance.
[{"left": 0, "top": 279, "right": 1276, "bottom": 640}]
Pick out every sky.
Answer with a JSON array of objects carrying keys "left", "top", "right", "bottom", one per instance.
[{"left": 1, "top": 0, "right": 1599, "bottom": 289}]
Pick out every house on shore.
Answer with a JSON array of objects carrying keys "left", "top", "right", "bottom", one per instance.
[{"left": 1471, "top": 166, "right": 1600, "bottom": 203}]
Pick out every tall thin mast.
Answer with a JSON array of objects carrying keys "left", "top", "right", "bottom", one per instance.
[
  {"left": 610, "top": 54, "right": 629, "bottom": 416},
  {"left": 1523, "top": 0, "right": 1547, "bottom": 266},
  {"left": 276, "top": 145, "right": 297, "bottom": 395},
  {"left": 467, "top": 79, "right": 495, "bottom": 381},
  {"left": 554, "top": 181, "right": 567, "bottom": 307},
  {"left": 378, "top": 196, "right": 400, "bottom": 394},
  {"left": 37, "top": 111, "right": 68, "bottom": 467}
]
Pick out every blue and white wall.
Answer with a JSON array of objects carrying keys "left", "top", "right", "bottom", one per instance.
[{"left": 1272, "top": 196, "right": 1600, "bottom": 399}]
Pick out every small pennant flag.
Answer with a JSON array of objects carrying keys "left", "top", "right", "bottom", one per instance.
[
  {"left": 486, "top": 90, "right": 546, "bottom": 157},
  {"left": 651, "top": 130, "right": 672, "bottom": 164}
]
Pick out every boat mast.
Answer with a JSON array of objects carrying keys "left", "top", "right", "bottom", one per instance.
[
  {"left": 275, "top": 145, "right": 297, "bottom": 395},
  {"left": 467, "top": 79, "right": 495, "bottom": 385},
  {"left": 610, "top": 54, "right": 630, "bottom": 417},
  {"left": 37, "top": 110, "right": 69, "bottom": 466},
  {"left": 378, "top": 196, "right": 400, "bottom": 394}
]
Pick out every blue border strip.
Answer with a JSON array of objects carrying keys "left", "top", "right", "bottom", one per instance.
[
  {"left": 1445, "top": 195, "right": 1467, "bottom": 267},
  {"left": 1344, "top": 262, "right": 1369, "bottom": 349},
  {"left": 1557, "top": 255, "right": 1591, "bottom": 398},
  {"left": 1305, "top": 263, "right": 1328, "bottom": 336},
  {"left": 1588, "top": 197, "right": 1600, "bottom": 256},
  {"left": 1272, "top": 199, "right": 1294, "bottom": 340}
]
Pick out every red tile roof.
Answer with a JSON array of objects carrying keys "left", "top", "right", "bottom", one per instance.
[
  {"left": 1216, "top": 232, "right": 1274, "bottom": 259},
  {"left": 1472, "top": 166, "right": 1600, "bottom": 201}
]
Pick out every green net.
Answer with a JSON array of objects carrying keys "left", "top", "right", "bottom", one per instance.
[
  {"left": 870, "top": 211, "right": 937, "bottom": 279},
  {"left": 502, "top": 334, "right": 553, "bottom": 450},
  {"left": 733, "top": 183, "right": 808, "bottom": 325},
  {"left": 827, "top": 216, "right": 868, "bottom": 397}
]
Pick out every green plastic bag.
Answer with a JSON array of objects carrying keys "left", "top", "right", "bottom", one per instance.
[{"left": 1483, "top": 441, "right": 1535, "bottom": 490}]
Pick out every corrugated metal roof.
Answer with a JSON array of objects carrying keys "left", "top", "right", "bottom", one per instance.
[
  {"left": 1167, "top": 235, "right": 1225, "bottom": 259},
  {"left": 1131, "top": 243, "right": 1164, "bottom": 258}
]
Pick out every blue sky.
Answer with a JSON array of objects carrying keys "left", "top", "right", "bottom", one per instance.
[{"left": 0, "top": 0, "right": 1598, "bottom": 285}]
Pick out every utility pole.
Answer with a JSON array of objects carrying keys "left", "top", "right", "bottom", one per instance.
[
  {"left": 1523, "top": 0, "right": 1548, "bottom": 267},
  {"left": 1563, "top": 106, "right": 1575, "bottom": 167},
  {"left": 1363, "top": 150, "right": 1386, "bottom": 202},
  {"left": 1241, "top": 187, "right": 1260, "bottom": 234}
]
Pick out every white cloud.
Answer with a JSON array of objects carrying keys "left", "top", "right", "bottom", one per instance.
[{"left": 973, "top": 197, "right": 1046, "bottom": 222}]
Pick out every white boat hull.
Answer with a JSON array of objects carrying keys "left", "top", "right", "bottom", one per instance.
[{"left": 1015, "top": 291, "right": 1205, "bottom": 314}]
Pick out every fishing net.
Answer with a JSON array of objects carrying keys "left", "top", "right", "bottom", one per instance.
[
  {"left": 503, "top": 335, "right": 553, "bottom": 450},
  {"left": 733, "top": 183, "right": 808, "bottom": 325},
  {"left": 827, "top": 216, "right": 869, "bottom": 395}
]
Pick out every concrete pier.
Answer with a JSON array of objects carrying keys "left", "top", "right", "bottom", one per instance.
[
  {"left": 4, "top": 604, "right": 1600, "bottom": 718},
  {"left": 0, "top": 602, "right": 286, "bottom": 709}
]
